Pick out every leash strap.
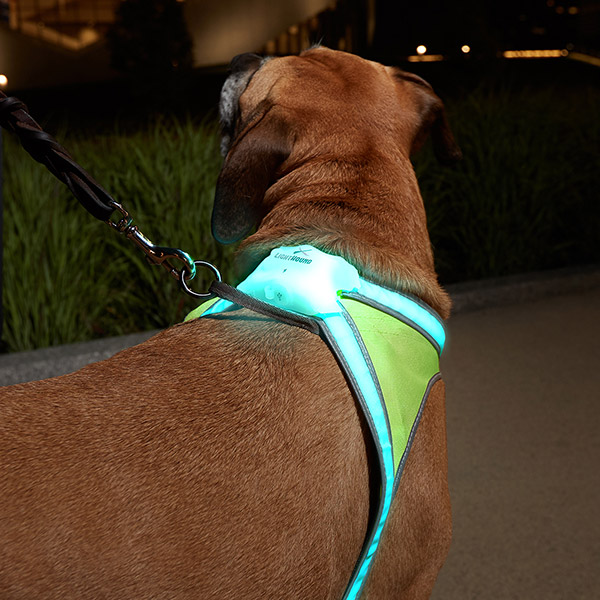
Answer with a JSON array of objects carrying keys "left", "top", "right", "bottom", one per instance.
[
  {"left": 208, "top": 281, "right": 320, "bottom": 334},
  {"left": 192, "top": 246, "right": 445, "bottom": 600},
  {"left": 0, "top": 92, "right": 117, "bottom": 221},
  {"left": 0, "top": 91, "right": 221, "bottom": 293}
]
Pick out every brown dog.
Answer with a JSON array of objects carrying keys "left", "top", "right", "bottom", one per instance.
[{"left": 0, "top": 47, "right": 460, "bottom": 599}]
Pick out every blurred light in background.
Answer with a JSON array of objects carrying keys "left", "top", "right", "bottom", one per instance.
[
  {"left": 407, "top": 54, "right": 444, "bottom": 62},
  {"left": 502, "top": 49, "right": 568, "bottom": 58},
  {"left": 461, "top": 45, "right": 471, "bottom": 54},
  {"left": 568, "top": 51, "right": 600, "bottom": 66},
  {"left": 0, "top": 74, "right": 7, "bottom": 87},
  {"left": 416, "top": 45, "right": 427, "bottom": 55}
]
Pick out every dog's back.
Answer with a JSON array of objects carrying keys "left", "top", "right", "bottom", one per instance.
[
  {"left": 1, "top": 314, "right": 374, "bottom": 598},
  {"left": 0, "top": 47, "right": 457, "bottom": 599}
]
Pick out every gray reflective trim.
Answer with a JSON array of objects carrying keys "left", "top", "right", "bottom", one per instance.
[
  {"left": 340, "top": 495, "right": 385, "bottom": 600},
  {"left": 342, "top": 292, "right": 442, "bottom": 356},
  {"left": 316, "top": 321, "right": 388, "bottom": 481},
  {"left": 316, "top": 318, "right": 390, "bottom": 600},
  {"left": 339, "top": 302, "right": 394, "bottom": 468},
  {"left": 359, "top": 277, "right": 446, "bottom": 322},
  {"left": 391, "top": 372, "right": 442, "bottom": 499}
]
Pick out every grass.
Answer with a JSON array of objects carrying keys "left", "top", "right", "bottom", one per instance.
[
  {"left": 2, "top": 83, "right": 599, "bottom": 352},
  {"left": 414, "top": 82, "right": 600, "bottom": 282},
  {"left": 2, "top": 116, "right": 236, "bottom": 352}
]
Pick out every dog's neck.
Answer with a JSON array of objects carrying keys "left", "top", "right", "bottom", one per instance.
[{"left": 236, "top": 155, "right": 451, "bottom": 319}]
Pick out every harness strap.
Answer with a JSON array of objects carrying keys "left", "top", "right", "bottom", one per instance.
[
  {"left": 316, "top": 305, "right": 394, "bottom": 600},
  {"left": 191, "top": 246, "right": 445, "bottom": 600},
  {"left": 206, "top": 282, "right": 399, "bottom": 599}
]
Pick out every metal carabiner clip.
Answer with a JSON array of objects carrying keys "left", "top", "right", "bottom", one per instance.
[
  {"left": 105, "top": 200, "right": 221, "bottom": 298},
  {"left": 124, "top": 226, "right": 197, "bottom": 281},
  {"left": 106, "top": 200, "right": 195, "bottom": 280}
]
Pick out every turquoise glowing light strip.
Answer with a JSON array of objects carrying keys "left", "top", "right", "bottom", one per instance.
[
  {"left": 348, "top": 279, "right": 446, "bottom": 352},
  {"left": 199, "top": 245, "right": 445, "bottom": 354},
  {"left": 201, "top": 298, "right": 234, "bottom": 316},
  {"left": 319, "top": 307, "right": 394, "bottom": 600}
]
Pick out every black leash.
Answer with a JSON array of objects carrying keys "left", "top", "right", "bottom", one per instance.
[{"left": 0, "top": 90, "right": 220, "bottom": 298}]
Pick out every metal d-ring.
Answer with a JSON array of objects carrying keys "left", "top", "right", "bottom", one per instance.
[{"left": 180, "top": 260, "right": 222, "bottom": 299}]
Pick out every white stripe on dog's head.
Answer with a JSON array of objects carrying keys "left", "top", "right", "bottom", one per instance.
[{"left": 220, "top": 53, "right": 270, "bottom": 157}]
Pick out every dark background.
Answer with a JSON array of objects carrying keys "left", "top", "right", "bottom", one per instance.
[{"left": 8, "top": 0, "right": 599, "bottom": 125}]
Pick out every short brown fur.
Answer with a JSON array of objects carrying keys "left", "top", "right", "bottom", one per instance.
[{"left": 0, "top": 47, "right": 457, "bottom": 598}]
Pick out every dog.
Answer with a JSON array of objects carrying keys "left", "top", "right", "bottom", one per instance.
[{"left": 0, "top": 47, "right": 461, "bottom": 599}]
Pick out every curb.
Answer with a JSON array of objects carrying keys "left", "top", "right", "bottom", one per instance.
[
  {"left": 0, "top": 330, "right": 158, "bottom": 387},
  {"left": 1, "top": 265, "right": 599, "bottom": 386},
  {"left": 446, "top": 264, "right": 600, "bottom": 315}
]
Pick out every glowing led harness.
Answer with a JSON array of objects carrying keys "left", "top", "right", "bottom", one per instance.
[{"left": 186, "top": 245, "right": 445, "bottom": 600}]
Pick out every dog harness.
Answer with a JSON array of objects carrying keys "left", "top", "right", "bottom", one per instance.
[{"left": 185, "top": 245, "right": 445, "bottom": 600}]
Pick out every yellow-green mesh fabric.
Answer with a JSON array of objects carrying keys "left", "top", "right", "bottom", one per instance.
[{"left": 340, "top": 298, "right": 440, "bottom": 475}]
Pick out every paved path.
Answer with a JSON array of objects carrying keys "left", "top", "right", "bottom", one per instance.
[
  {"left": 1, "top": 267, "right": 599, "bottom": 598},
  {"left": 432, "top": 287, "right": 600, "bottom": 599}
]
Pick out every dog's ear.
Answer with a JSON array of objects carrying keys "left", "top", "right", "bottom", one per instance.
[
  {"left": 212, "top": 102, "right": 291, "bottom": 245},
  {"left": 213, "top": 53, "right": 292, "bottom": 244},
  {"left": 391, "top": 69, "right": 462, "bottom": 165},
  {"left": 219, "top": 53, "right": 265, "bottom": 157}
]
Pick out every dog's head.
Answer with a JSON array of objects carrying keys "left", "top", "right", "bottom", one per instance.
[{"left": 213, "top": 47, "right": 461, "bottom": 246}]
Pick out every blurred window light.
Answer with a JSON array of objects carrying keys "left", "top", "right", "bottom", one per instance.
[
  {"left": 408, "top": 54, "right": 444, "bottom": 62},
  {"left": 265, "top": 39, "right": 276, "bottom": 55},
  {"left": 0, "top": 74, "right": 7, "bottom": 86},
  {"left": 503, "top": 49, "right": 567, "bottom": 59},
  {"left": 568, "top": 6, "right": 579, "bottom": 14},
  {"left": 461, "top": 45, "right": 471, "bottom": 54},
  {"left": 416, "top": 45, "right": 427, "bottom": 55},
  {"left": 568, "top": 51, "right": 600, "bottom": 67},
  {"left": 556, "top": 6, "right": 565, "bottom": 13}
]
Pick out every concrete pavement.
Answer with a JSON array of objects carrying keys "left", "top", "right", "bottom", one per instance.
[
  {"left": 1, "top": 266, "right": 599, "bottom": 598},
  {"left": 0, "top": 330, "right": 158, "bottom": 387},
  {"left": 432, "top": 285, "right": 600, "bottom": 599}
]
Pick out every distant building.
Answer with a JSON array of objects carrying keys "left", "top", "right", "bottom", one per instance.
[
  {"left": 0, "top": 0, "right": 339, "bottom": 90},
  {"left": 0, "top": 1, "right": 597, "bottom": 91}
]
